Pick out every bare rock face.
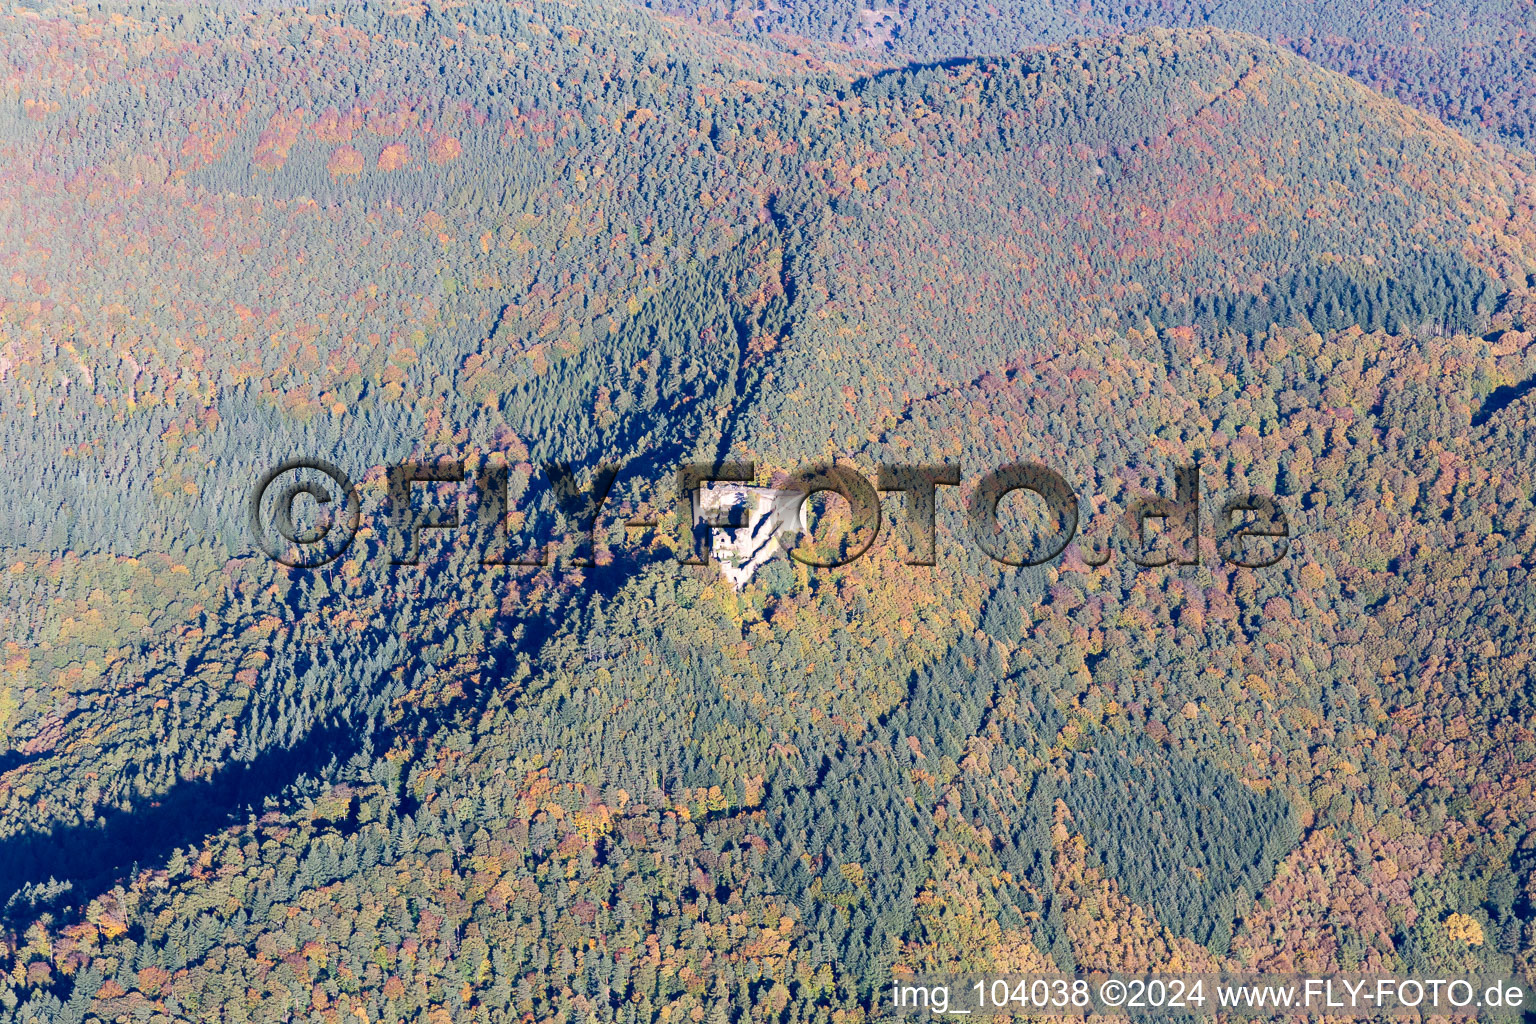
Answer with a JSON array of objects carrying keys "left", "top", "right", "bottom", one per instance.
[{"left": 695, "top": 483, "right": 803, "bottom": 588}]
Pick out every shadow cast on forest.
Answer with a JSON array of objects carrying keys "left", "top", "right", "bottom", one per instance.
[
  {"left": 0, "top": 508, "right": 700, "bottom": 932},
  {"left": 1472, "top": 373, "right": 1536, "bottom": 427},
  {"left": 0, "top": 721, "right": 361, "bottom": 926}
]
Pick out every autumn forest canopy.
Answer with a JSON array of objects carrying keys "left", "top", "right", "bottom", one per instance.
[{"left": 0, "top": 1, "right": 1535, "bottom": 1022}]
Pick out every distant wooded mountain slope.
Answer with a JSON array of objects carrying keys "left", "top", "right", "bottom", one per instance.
[{"left": 643, "top": 0, "right": 1536, "bottom": 139}]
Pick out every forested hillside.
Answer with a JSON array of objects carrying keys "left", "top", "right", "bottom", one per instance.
[
  {"left": 647, "top": 0, "right": 1536, "bottom": 140},
  {"left": 1, "top": 1, "right": 1534, "bottom": 1022}
]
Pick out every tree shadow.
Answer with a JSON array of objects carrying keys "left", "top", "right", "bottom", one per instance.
[
  {"left": 1472, "top": 374, "right": 1536, "bottom": 427},
  {"left": 0, "top": 721, "right": 361, "bottom": 926},
  {"left": 0, "top": 498, "right": 704, "bottom": 933}
]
